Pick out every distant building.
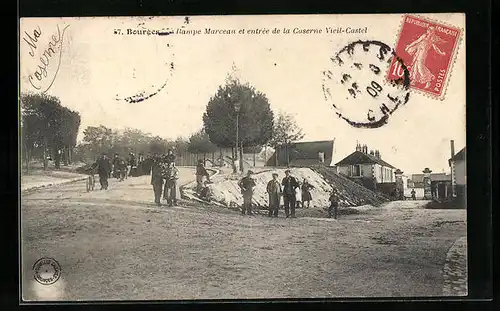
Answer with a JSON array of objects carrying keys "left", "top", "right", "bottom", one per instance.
[
  {"left": 408, "top": 173, "right": 452, "bottom": 200},
  {"left": 448, "top": 143, "right": 466, "bottom": 200},
  {"left": 266, "top": 140, "right": 335, "bottom": 167},
  {"left": 335, "top": 143, "right": 397, "bottom": 193}
]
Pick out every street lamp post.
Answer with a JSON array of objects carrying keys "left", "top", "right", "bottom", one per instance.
[{"left": 228, "top": 93, "right": 241, "bottom": 173}]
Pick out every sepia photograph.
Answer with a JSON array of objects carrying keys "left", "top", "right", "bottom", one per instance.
[{"left": 19, "top": 13, "right": 467, "bottom": 301}]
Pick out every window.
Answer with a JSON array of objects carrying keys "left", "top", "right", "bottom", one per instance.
[{"left": 351, "top": 164, "right": 361, "bottom": 177}]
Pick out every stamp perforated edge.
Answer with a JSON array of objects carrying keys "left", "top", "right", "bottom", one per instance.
[{"left": 388, "top": 14, "right": 464, "bottom": 101}]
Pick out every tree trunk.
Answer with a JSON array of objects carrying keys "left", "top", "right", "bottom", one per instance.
[
  {"left": 253, "top": 151, "right": 256, "bottom": 167},
  {"left": 24, "top": 142, "right": 30, "bottom": 174},
  {"left": 54, "top": 147, "right": 61, "bottom": 169},
  {"left": 286, "top": 143, "right": 290, "bottom": 167},
  {"left": 275, "top": 145, "right": 279, "bottom": 167},
  {"left": 43, "top": 138, "right": 48, "bottom": 170},
  {"left": 264, "top": 145, "right": 267, "bottom": 167},
  {"left": 68, "top": 146, "right": 72, "bottom": 164},
  {"left": 63, "top": 146, "right": 69, "bottom": 166}
]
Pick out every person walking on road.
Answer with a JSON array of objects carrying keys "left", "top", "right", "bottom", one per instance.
[
  {"left": 266, "top": 173, "right": 282, "bottom": 217},
  {"left": 282, "top": 169, "right": 299, "bottom": 218},
  {"left": 328, "top": 188, "right": 340, "bottom": 219},
  {"left": 238, "top": 170, "right": 256, "bottom": 215},
  {"left": 411, "top": 189, "right": 416, "bottom": 200},
  {"left": 150, "top": 155, "right": 165, "bottom": 207},
  {"left": 196, "top": 159, "right": 211, "bottom": 195},
  {"left": 96, "top": 153, "right": 111, "bottom": 190},
  {"left": 164, "top": 162, "right": 179, "bottom": 207}
]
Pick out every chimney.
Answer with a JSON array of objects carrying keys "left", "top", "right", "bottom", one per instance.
[
  {"left": 363, "top": 144, "right": 368, "bottom": 154},
  {"left": 375, "top": 150, "right": 381, "bottom": 159},
  {"left": 369, "top": 150, "right": 375, "bottom": 156},
  {"left": 450, "top": 140, "right": 455, "bottom": 158}
]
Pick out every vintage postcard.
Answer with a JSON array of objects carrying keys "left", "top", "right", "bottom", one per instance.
[{"left": 19, "top": 13, "right": 466, "bottom": 301}]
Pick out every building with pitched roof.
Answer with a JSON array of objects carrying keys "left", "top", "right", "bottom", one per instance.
[
  {"left": 266, "top": 140, "right": 335, "bottom": 167},
  {"left": 335, "top": 143, "right": 398, "bottom": 192}
]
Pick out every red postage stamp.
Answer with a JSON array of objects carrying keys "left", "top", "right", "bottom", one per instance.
[{"left": 387, "top": 15, "right": 463, "bottom": 99}]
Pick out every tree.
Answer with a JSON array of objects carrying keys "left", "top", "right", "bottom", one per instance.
[
  {"left": 203, "top": 78, "right": 274, "bottom": 172},
  {"left": 82, "top": 125, "right": 116, "bottom": 160},
  {"left": 268, "top": 112, "right": 305, "bottom": 166},
  {"left": 20, "top": 93, "right": 80, "bottom": 170},
  {"left": 188, "top": 128, "right": 218, "bottom": 161}
]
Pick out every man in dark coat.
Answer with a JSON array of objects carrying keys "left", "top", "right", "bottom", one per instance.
[
  {"left": 267, "top": 173, "right": 282, "bottom": 217},
  {"left": 150, "top": 155, "right": 165, "bottom": 206},
  {"left": 238, "top": 170, "right": 256, "bottom": 215},
  {"left": 328, "top": 188, "right": 340, "bottom": 219},
  {"left": 96, "top": 153, "right": 112, "bottom": 190},
  {"left": 282, "top": 169, "right": 299, "bottom": 218},
  {"left": 166, "top": 149, "right": 176, "bottom": 165}
]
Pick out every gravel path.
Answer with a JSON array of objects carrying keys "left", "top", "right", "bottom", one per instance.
[{"left": 21, "top": 171, "right": 467, "bottom": 301}]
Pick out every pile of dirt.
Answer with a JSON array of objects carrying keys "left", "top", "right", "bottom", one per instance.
[
  {"left": 183, "top": 167, "right": 388, "bottom": 209},
  {"left": 310, "top": 166, "right": 390, "bottom": 207}
]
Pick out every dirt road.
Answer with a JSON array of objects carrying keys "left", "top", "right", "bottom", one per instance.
[{"left": 21, "top": 169, "right": 466, "bottom": 300}]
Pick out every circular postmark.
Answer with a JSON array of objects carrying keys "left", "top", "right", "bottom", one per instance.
[
  {"left": 33, "top": 257, "right": 61, "bottom": 285},
  {"left": 322, "top": 40, "right": 411, "bottom": 128}
]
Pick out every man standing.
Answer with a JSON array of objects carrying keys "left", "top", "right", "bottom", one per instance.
[
  {"left": 164, "top": 162, "right": 179, "bottom": 207},
  {"left": 96, "top": 153, "right": 111, "bottom": 190},
  {"left": 196, "top": 159, "right": 211, "bottom": 194},
  {"left": 112, "top": 153, "right": 120, "bottom": 179},
  {"left": 266, "top": 173, "right": 282, "bottom": 217},
  {"left": 150, "top": 155, "right": 165, "bottom": 207},
  {"left": 282, "top": 169, "right": 299, "bottom": 218},
  {"left": 328, "top": 188, "right": 340, "bottom": 219},
  {"left": 238, "top": 170, "right": 256, "bottom": 215}
]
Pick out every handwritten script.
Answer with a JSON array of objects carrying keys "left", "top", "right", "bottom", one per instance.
[{"left": 23, "top": 24, "right": 70, "bottom": 93}]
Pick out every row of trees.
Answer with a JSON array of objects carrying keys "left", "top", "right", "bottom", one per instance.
[{"left": 21, "top": 93, "right": 81, "bottom": 172}]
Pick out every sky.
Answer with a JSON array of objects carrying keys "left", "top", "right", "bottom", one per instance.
[{"left": 19, "top": 13, "right": 466, "bottom": 174}]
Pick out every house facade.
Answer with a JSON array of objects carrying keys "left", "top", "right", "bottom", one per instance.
[
  {"left": 407, "top": 173, "right": 452, "bottom": 200},
  {"left": 266, "top": 140, "right": 335, "bottom": 167},
  {"left": 335, "top": 144, "right": 397, "bottom": 193},
  {"left": 449, "top": 144, "right": 466, "bottom": 199}
]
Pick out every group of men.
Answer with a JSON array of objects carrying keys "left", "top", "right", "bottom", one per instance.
[
  {"left": 150, "top": 149, "right": 179, "bottom": 207},
  {"left": 237, "top": 169, "right": 340, "bottom": 218},
  {"left": 89, "top": 152, "right": 146, "bottom": 190}
]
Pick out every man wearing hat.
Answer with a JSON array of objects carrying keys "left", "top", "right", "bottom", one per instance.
[
  {"left": 328, "top": 187, "right": 340, "bottom": 219},
  {"left": 282, "top": 169, "right": 299, "bottom": 218},
  {"left": 266, "top": 172, "right": 282, "bottom": 217},
  {"left": 150, "top": 154, "right": 165, "bottom": 207},
  {"left": 238, "top": 170, "right": 256, "bottom": 215}
]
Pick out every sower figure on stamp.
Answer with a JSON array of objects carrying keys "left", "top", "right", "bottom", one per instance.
[
  {"left": 328, "top": 188, "right": 340, "bottom": 219},
  {"left": 164, "top": 162, "right": 179, "bottom": 207},
  {"left": 266, "top": 173, "right": 282, "bottom": 217},
  {"left": 96, "top": 153, "right": 111, "bottom": 190},
  {"left": 150, "top": 155, "right": 165, "bottom": 207},
  {"left": 282, "top": 169, "right": 299, "bottom": 218},
  {"left": 238, "top": 170, "right": 256, "bottom": 216}
]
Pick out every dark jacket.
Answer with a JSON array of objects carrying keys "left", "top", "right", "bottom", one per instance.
[
  {"left": 150, "top": 160, "right": 165, "bottom": 185},
  {"left": 238, "top": 176, "right": 256, "bottom": 196},
  {"left": 96, "top": 157, "right": 111, "bottom": 175},
  {"left": 282, "top": 176, "right": 299, "bottom": 195}
]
